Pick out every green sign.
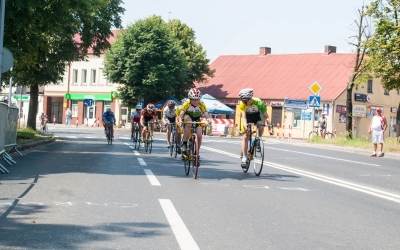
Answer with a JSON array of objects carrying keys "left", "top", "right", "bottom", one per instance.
[
  {"left": 12, "top": 95, "right": 30, "bottom": 101},
  {"left": 64, "top": 93, "right": 112, "bottom": 101}
]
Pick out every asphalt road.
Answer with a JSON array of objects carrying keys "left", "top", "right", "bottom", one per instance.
[{"left": 0, "top": 126, "right": 399, "bottom": 250}]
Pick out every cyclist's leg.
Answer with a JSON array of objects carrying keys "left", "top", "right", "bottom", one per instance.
[
  {"left": 182, "top": 116, "right": 192, "bottom": 153},
  {"left": 166, "top": 124, "right": 172, "bottom": 146}
]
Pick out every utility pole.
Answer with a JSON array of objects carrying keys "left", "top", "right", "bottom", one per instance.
[{"left": 0, "top": 0, "right": 6, "bottom": 84}]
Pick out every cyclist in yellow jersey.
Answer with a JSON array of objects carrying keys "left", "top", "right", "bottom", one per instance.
[
  {"left": 177, "top": 88, "right": 209, "bottom": 156},
  {"left": 238, "top": 88, "right": 268, "bottom": 167}
]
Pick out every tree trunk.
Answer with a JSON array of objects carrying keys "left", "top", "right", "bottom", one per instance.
[
  {"left": 27, "top": 84, "right": 39, "bottom": 130},
  {"left": 346, "top": 85, "right": 353, "bottom": 139}
]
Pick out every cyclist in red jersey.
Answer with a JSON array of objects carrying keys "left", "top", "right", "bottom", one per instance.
[{"left": 140, "top": 103, "right": 158, "bottom": 142}]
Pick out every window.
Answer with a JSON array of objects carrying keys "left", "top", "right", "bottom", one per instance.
[
  {"left": 72, "top": 69, "right": 78, "bottom": 84},
  {"left": 91, "top": 69, "right": 97, "bottom": 84},
  {"left": 71, "top": 101, "right": 78, "bottom": 118},
  {"left": 81, "top": 69, "right": 87, "bottom": 84},
  {"left": 367, "top": 79, "right": 373, "bottom": 93},
  {"left": 98, "top": 68, "right": 103, "bottom": 84},
  {"left": 292, "top": 109, "right": 301, "bottom": 128},
  {"left": 384, "top": 88, "right": 389, "bottom": 96}
]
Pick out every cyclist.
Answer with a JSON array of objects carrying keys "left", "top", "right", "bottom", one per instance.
[
  {"left": 163, "top": 100, "right": 180, "bottom": 149},
  {"left": 177, "top": 88, "right": 209, "bottom": 156},
  {"left": 102, "top": 108, "right": 116, "bottom": 139},
  {"left": 140, "top": 103, "right": 158, "bottom": 143},
  {"left": 237, "top": 88, "right": 268, "bottom": 168},
  {"left": 131, "top": 106, "right": 142, "bottom": 142},
  {"left": 319, "top": 113, "right": 327, "bottom": 138}
]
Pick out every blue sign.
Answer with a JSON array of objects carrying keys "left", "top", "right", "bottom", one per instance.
[
  {"left": 301, "top": 111, "right": 312, "bottom": 120},
  {"left": 284, "top": 99, "right": 308, "bottom": 109},
  {"left": 84, "top": 99, "right": 94, "bottom": 106},
  {"left": 308, "top": 95, "right": 321, "bottom": 107}
]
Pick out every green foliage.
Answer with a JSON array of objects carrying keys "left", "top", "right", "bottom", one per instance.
[
  {"left": 366, "top": 0, "right": 400, "bottom": 90},
  {"left": 105, "top": 16, "right": 213, "bottom": 104},
  {"left": 17, "top": 128, "right": 36, "bottom": 139},
  {"left": 4, "top": 0, "right": 124, "bottom": 86}
]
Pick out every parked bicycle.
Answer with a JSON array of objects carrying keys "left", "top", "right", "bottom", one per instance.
[
  {"left": 308, "top": 126, "right": 335, "bottom": 139},
  {"left": 241, "top": 123, "right": 264, "bottom": 176},
  {"left": 182, "top": 121, "right": 206, "bottom": 179}
]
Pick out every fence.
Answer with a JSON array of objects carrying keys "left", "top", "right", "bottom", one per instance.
[{"left": 0, "top": 102, "right": 21, "bottom": 174}]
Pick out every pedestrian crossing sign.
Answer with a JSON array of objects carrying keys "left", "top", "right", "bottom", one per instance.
[{"left": 308, "top": 95, "right": 321, "bottom": 107}]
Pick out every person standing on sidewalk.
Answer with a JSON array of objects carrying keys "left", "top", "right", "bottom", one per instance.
[
  {"left": 369, "top": 108, "right": 387, "bottom": 157},
  {"left": 66, "top": 108, "right": 72, "bottom": 126}
]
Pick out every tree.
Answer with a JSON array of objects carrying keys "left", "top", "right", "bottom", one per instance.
[
  {"left": 104, "top": 16, "right": 213, "bottom": 104},
  {"left": 346, "top": 5, "right": 370, "bottom": 139},
  {"left": 4, "top": 0, "right": 124, "bottom": 129},
  {"left": 366, "top": 0, "right": 400, "bottom": 90}
]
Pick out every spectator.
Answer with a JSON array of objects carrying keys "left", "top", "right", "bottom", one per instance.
[
  {"left": 65, "top": 108, "right": 72, "bottom": 126},
  {"left": 369, "top": 108, "right": 387, "bottom": 157}
]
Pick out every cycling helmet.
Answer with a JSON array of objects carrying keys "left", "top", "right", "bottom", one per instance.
[
  {"left": 167, "top": 100, "right": 176, "bottom": 108},
  {"left": 238, "top": 88, "right": 254, "bottom": 100},
  {"left": 188, "top": 88, "right": 201, "bottom": 100},
  {"left": 147, "top": 103, "right": 155, "bottom": 110}
]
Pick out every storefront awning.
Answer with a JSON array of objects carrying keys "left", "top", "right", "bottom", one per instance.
[{"left": 65, "top": 93, "right": 112, "bottom": 101}]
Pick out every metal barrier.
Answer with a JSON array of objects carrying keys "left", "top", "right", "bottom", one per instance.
[{"left": 0, "top": 103, "right": 20, "bottom": 174}]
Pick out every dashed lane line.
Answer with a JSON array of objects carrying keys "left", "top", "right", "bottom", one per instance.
[
  {"left": 159, "top": 199, "right": 200, "bottom": 250},
  {"left": 138, "top": 158, "right": 147, "bottom": 166},
  {"left": 144, "top": 169, "right": 161, "bottom": 186}
]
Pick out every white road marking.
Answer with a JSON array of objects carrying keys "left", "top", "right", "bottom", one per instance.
[
  {"left": 54, "top": 201, "right": 73, "bottom": 206},
  {"left": 159, "top": 199, "right": 199, "bottom": 250},
  {"left": 242, "top": 184, "right": 270, "bottom": 189},
  {"left": 124, "top": 142, "right": 130, "bottom": 146},
  {"left": 120, "top": 136, "right": 130, "bottom": 140},
  {"left": 129, "top": 146, "right": 135, "bottom": 150},
  {"left": 203, "top": 146, "right": 400, "bottom": 204},
  {"left": 264, "top": 146, "right": 381, "bottom": 167},
  {"left": 144, "top": 169, "right": 161, "bottom": 186},
  {"left": 278, "top": 187, "right": 309, "bottom": 192},
  {"left": 138, "top": 158, "right": 147, "bottom": 166},
  {"left": 134, "top": 151, "right": 140, "bottom": 156},
  {"left": 19, "top": 202, "right": 45, "bottom": 206},
  {"left": 85, "top": 136, "right": 95, "bottom": 139}
]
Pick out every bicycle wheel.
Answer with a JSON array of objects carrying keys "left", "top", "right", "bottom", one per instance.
[
  {"left": 252, "top": 138, "right": 264, "bottom": 176},
  {"left": 308, "top": 131, "right": 318, "bottom": 140},
  {"left": 170, "top": 132, "right": 175, "bottom": 157},
  {"left": 242, "top": 139, "right": 251, "bottom": 173},
  {"left": 149, "top": 137, "right": 153, "bottom": 154},
  {"left": 192, "top": 136, "right": 199, "bottom": 179},
  {"left": 325, "top": 132, "right": 335, "bottom": 139},
  {"left": 183, "top": 142, "right": 191, "bottom": 176}
]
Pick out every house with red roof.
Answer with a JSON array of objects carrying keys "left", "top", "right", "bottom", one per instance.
[{"left": 200, "top": 46, "right": 400, "bottom": 138}]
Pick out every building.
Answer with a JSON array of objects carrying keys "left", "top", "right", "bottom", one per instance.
[
  {"left": 43, "top": 30, "right": 129, "bottom": 126},
  {"left": 200, "top": 46, "right": 400, "bottom": 138}
]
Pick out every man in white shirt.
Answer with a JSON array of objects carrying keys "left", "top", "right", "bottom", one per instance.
[{"left": 369, "top": 108, "right": 387, "bottom": 157}]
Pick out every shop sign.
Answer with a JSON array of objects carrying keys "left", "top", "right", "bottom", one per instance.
[
  {"left": 270, "top": 101, "right": 283, "bottom": 107},
  {"left": 336, "top": 105, "right": 347, "bottom": 123},
  {"left": 353, "top": 105, "right": 367, "bottom": 117},
  {"left": 284, "top": 99, "right": 308, "bottom": 109},
  {"left": 354, "top": 93, "right": 368, "bottom": 102}
]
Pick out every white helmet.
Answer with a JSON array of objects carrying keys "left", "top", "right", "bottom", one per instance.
[
  {"left": 238, "top": 88, "right": 254, "bottom": 100},
  {"left": 188, "top": 88, "right": 201, "bottom": 100}
]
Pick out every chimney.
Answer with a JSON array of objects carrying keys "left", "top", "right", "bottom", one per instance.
[
  {"left": 324, "top": 45, "right": 337, "bottom": 54},
  {"left": 259, "top": 47, "right": 271, "bottom": 56}
]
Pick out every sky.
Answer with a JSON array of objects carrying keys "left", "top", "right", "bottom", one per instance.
[{"left": 122, "top": 0, "right": 368, "bottom": 61}]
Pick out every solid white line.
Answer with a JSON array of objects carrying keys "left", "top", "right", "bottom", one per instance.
[
  {"left": 278, "top": 187, "right": 309, "bottom": 192},
  {"left": 159, "top": 199, "right": 199, "bottom": 250},
  {"left": 129, "top": 146, "right": 135, "bottom": 150},
  {"left": 134, "top": 151, "right": 140, "bottom": 156},
  {"left": 137, "top": 158, "right": 147, "bottom": 166},
  {"left": 264, "top": 146, "right": 380, "bottom": 167},
  {"left": 124, "top": 142, "right": 130, "bottom": 146},
  {"left": 144, "top": 169, "right": 161, "bottom": 186},
  {"left": 203, "top": 146, "right": 400, "bottom": 204},
  {"left": 120, "top": 136, "right": 130, "bottom": 140}
]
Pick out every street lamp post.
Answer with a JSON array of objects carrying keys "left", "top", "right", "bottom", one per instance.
[{"left": 0, "top": 0, "right": 6, "bottom": 85}]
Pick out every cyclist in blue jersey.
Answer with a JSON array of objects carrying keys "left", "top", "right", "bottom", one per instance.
[{"left": 102, "top": 108, "right": 116, "bottom": 139}]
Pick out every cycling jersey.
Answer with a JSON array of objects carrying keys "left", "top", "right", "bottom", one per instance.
[
  {"left": 238, "top": 97, "right": 266, "bottom": 123},
  {"left": 163, "top": 106, "right": 176, "bottom": 123},
  {"left": 180, "top": 99, "right": 207, "bottom": 120},
  {"left": 102, "top": 111, "right": 116, "bottom": 124},
  {"left": 141, "top": 108, "right": 157, "bottom": 119},
  {"left": 131, "top": 111, "right": 141, "bottom": 123}
]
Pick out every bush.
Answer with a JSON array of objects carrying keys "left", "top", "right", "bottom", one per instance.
[{"left": 17, "top": 128, "right": 36, "bottom": 139}]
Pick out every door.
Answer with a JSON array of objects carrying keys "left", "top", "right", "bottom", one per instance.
[
  {"left": 84, "top": 102, "right": 96, "bottom": 126},
  {"left": 271, "top": 107, "right": 283, "bottom": 127}
]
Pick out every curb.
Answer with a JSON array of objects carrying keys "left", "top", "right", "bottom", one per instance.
[{"left": 17, "top": 138, "right": 56, "bottom": 151}]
